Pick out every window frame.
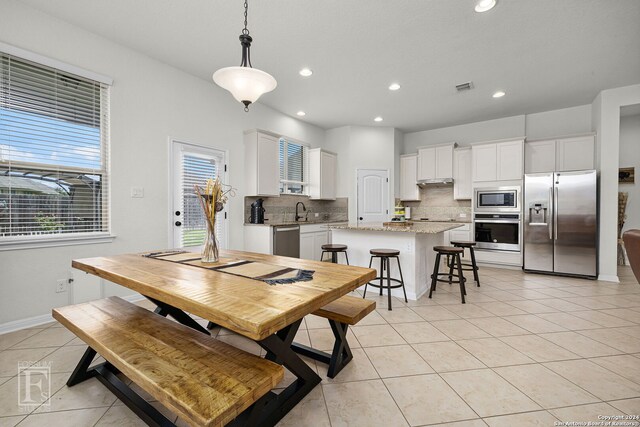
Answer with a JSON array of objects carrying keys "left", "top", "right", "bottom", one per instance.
[
  {"left": 0, "top": 45, "right": 113, "bottom": 251},
  {"left": 279, "top": 137, "right": 310, "bottom": 195}
]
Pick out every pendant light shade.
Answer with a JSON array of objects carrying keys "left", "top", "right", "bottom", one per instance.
[
  {"left": 213, "top": 66, "right": 277, "bottom": 108},
  {"left": 213, "top": 1, "right": 276, "bottom": 111}
]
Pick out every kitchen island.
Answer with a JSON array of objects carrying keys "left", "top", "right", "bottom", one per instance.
[{"left": 329, "top": 222, "right": 466, "bottom": 300}]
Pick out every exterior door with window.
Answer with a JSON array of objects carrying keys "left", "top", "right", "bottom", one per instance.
[
  {"left": 171, "top": 141, "right": 226, "bottom": 249},
  {"left": 356, "top": 169, "right": 389, "bottom": 224}
]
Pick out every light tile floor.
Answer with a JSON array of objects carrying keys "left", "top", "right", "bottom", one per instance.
[{"left": 1, "top": 266, "right": 640, "bottom": 426}]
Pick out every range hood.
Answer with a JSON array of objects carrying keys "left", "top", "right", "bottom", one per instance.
[{"left": 417, "top": 178, "right": 453, "bottom": 186}]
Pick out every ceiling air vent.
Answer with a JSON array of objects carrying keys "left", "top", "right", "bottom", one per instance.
[{"left": 456, "top": 81, "right": 474, "bottom": 92}]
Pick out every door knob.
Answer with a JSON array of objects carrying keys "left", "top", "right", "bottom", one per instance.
[
  {"left": 175, "top": 221, "right": 182, "bottom": 226},
  {"left": 175, "top": 211, "right": 181, "bottom": 216},
  {"left": 359, "top": 217, "right": 363, "bottom": 220}
]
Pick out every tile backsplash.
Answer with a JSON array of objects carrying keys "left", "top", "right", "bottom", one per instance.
[
  {"left": 402, "top": 184, "right": 471, "bottom": 220},
  {"left": 244, "top": 195, "right": 348, "bottom": 224}
]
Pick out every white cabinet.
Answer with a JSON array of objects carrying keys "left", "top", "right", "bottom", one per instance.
[
  {"left": 496, "top": 140, "right": 523, "bottom": 180},
  {"left": 443, "top": 223, "right": 473, "bottom": 259},
  {"left": 244, "top": 130, "right": 280, "bottom": 196},
  {"left": 299, "top": 224, "right": 331, "bottom": 261},
  {"left": 472, "top": 144, "right": 497, "bottom": 182},
  {"left": 417, "top": 147, "right": 436, "bottom": 180},
  {"left": 453, "top": 148, "right": 472, "bottom": 200},
  {"left": 556, "top": 135, "right": 595, "bottom": 172},
  {"left": 525, "top": 140, "right": 556, "bottom": 173},
  {"left": 309, "top": 148, "right": 337, "bottom": 200},
  {"left": 525, "top": 135, "right": 595, "bottom": 174},
  {"left": 472, "top": 139, "right": 523, "bottom": 182},
  {"left": 417, "top": 143, "right": 455, "bottom": 181},
  {"left": 399, "top": 154, "right": 420, "bottom": 201}
]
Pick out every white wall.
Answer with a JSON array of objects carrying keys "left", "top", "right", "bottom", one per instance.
[
  {"left": 0, "top": 0, "right": 325, "bottom": 327},
  {"left": 525, "top": 105, "right": 592, "bottom": 140},
  {"left": 592, "top": 84, "right": 640, "bottom": 282},
  {"left": 324, "top": 126, "right": 397, "bottom": 223},
  {"left": 619, "top": 113, "right": 640, "bottom": 236},
  {"left": 403, "top": 104, "right": 592, "bottom": 152}
]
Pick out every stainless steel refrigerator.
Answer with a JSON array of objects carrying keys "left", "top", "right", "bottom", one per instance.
[{"left": 524, "top": 170, "right": 598, "bottom": 277}]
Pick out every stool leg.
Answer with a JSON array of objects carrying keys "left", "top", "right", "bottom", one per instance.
[
  {"left": 344, "top": 251, "right": 350, "bottom": 265},
  {"left": 429, "top": 253, "right": 441, "bottom": 299},
  {"left": 470, "top": 247, "right": 480, "bottom": 287},
  {"left": 331, "top": 251, "right": 338, "bottom": 264},
  {"left": 379, "top": 257, "right": 384, "bottom": 296},
  {"left": 395, "top": 256, "right": 408, "bottom": 303},
  {"left": 363, "top": 256, "right": 374, "bottom": 298},
  {"left": 320, "top": 251, "right": 326, "bottom": 262},
  {"left": 456, "top": 253, "right": 466, "bottom": 304},
  {"left": 386, "top": 257, "right": 392, "bottom": 310},
  {"left": 448, "top": 255, "right": 454, "bottom": 284}
]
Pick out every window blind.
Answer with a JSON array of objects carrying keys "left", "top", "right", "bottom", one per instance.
[
  {"left": 180, "top": 153, "right": 224, "bottom": 248},
  {"left": 0, "top": 52, "right": 110, "bottom": 240},
  {"left": 279, "top": 138, "right": 308, "bottom": 194}
]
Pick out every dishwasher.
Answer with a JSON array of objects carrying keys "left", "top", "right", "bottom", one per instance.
[{"left": 272, "top": 225, "right": 300, "bottom": 258}]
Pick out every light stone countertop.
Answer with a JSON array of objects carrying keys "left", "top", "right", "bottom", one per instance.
[
  {"left": 329, "top": 222, "right": 466, "bottom": 234},
  {"left": 243, "top": 220, "right": 348, "bottom": 227}
]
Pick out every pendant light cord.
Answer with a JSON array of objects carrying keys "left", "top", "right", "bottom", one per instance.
[{"left": 242, "top": 0, "right": 249, "bottom": 35}]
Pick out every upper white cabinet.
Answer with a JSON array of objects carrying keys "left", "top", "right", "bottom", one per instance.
[
  {"left": 417, "top": 143, "right": 455, "bottom": 181},
  {"left": 525, "top": 139, "right": 556, "bottom": 173},
  {"left": 556, "top": 135, "right": 595, "bottom": 172},
  {"left": 453, "top": 148, "right": 472, "bottom": 200},
  {"left": 472, "top": 144, "right": 497, "bottom": 182},
  {"left": 417, "top": 147, "right": 436, "bottom": 180},
  {"left": 399, "top": 154, "right": 420, "bottom": 201},
  {"left": 244, "top": 130, "right": 280, "bottom": 196},
  {"left": 496, "top": 140, "right": 524, "bottom": 180},
  {"left": 309, "top": 148, "right": 337, "bottom": 200},
  {"left": 472, "top": 139, "right": 523, "bottom": 182},
  {"left": 525, "top": 135, "right": 595, "bottom": 173}
]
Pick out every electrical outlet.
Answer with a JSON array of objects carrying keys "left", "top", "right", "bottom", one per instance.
[
  {"left": 56, "top": 279, "right": 67, "bottom": 293},
  {"left": 130, "top": 187, "right": 144, "bottom": 198},
  {"left": 314, "top": 213, "right": 319, "bottom": 217}
]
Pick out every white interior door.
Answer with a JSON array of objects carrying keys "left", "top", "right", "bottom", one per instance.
[
  {"left": 171, "top": 140, "right": 227, "bottom": 249},
  {"left": 357, "top": 169, "right": 389, "bottom": 224}
]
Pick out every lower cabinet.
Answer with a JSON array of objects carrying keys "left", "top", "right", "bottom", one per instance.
[{"left": 300, "top": 224, "right": 330, "bottom": 261}]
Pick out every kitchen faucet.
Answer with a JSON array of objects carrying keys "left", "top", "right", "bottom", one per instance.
[{"left": 295, "top": 202, "right": 306, "bottom": 222}]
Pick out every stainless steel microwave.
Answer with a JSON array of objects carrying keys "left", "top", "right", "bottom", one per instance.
[{"left": 475, "top": 187, "right": 520, "bottom": 212}]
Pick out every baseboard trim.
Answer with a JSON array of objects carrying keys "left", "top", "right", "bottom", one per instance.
[
  {"left": 0, "top": 293, "right": 147, "bottom": 335},
  {"left": 597, "top": 274, "right": 620, "bottom": 283},
  {"left": 0, "top": 313, "right": 54, "bottom": 335}
]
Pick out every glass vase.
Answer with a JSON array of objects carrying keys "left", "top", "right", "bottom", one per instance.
[{"left": 201, "top": 224, "right": 219, "bottom": 263}]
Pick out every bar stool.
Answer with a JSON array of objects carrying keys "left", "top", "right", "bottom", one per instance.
[
  {"left": 363, "top": 249, "right": 407, "bottom": 310},
  {"left": 429, "top": 246, "right": 467, "bottom": 304},
  {"left": 320, "top": 244, "right": 349, "bottom": 264},
  {"left": 448, "top": 240, "right": 480, "bottom": 287}
]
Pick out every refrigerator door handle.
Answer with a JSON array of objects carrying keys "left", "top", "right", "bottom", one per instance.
[
  {"left": 554, "top": 186, "right": 558, "bottom": 241},
  {"left": 549, "top": 187, "right": 554, "bottom": 240}
]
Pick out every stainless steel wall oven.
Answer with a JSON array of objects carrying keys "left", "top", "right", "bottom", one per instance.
[{"left": 474, "top": 213, "right": 521, "bottom": 252}]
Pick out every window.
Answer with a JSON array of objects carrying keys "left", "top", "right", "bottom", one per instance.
[
  {"left": 279, "top": 138, "right": 308, "bottom": 194},
  {"left": 0, "top": 52, "right": 110, "bottom": 243}
]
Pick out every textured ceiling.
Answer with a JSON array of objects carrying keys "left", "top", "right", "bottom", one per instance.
[{"left": 17, "top": 0, "right": 640, "bottom": 132}]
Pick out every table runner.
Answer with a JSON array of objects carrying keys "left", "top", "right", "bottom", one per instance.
[{"left": 143, "top": 250, "right": 315, "bottom": 285}]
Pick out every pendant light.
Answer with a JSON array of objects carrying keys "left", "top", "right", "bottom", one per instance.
[{"left": 213, "top": 0, "right": 277, "bottom": 111}]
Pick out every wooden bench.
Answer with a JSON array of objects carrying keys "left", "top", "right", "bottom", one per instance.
[
  {"left": 53, "top": 297, "right": 284, "bottom": 427},
  {"left": 291, "top": 295, "right": 375, "bottom": 378}
]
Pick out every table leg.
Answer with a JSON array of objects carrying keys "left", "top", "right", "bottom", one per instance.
[
  {"left": 146, "top": 296, "right": 210, "bottom": 336},
  {"left": 231, "top": 319, "right": 322, "bottom": 427}
]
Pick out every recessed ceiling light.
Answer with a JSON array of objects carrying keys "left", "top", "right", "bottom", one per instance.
[
  {"left": 296, "top": 111, "right": 306, "bottom": 117},
  {"left": 492, "top": 90, "right": 506, "bottom": 98},
  {"left": 475, "top": 0, "right": 497, "bottom": 13},
  {"left": 374, "top": 116, "right": 383, "bottom": 122},
  {"left": 388, "top": 83, "right": 401, "bottom": 91},
  {"left": 299, "top": 68, "right": 313, "bottom": 77}
]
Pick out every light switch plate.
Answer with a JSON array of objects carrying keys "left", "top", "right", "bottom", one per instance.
[{"left": 131, "top": 187, "right": 144, "bottom": 198}]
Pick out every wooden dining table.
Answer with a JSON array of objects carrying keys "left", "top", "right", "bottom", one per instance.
[{"left": 71, "top": 249, "right": 376, "bottom": 426}]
